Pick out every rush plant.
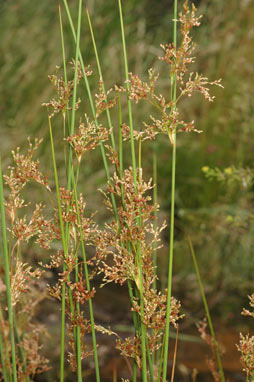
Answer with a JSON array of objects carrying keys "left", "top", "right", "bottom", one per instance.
[{"left": 0, "top": 1, "right": 224, "bottom": 381}]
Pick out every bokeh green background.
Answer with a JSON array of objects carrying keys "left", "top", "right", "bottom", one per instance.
[{"left": 0, "top": 0, "right": 253, "bottom": 378}]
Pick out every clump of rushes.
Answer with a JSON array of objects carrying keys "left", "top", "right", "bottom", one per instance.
[
  {"left": 94, "top": 167, "right": 183, "bottom": 371},
  {"left": 0, "top": 1, "right": 223, "bottom": 381},
  {"left": 112, "top": 1, "right": 222, "bottom": 380}
]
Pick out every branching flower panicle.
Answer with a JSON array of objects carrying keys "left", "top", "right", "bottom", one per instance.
[
  {"left": 198, "top": 319, "right": 224, "bottom": 381},
  {"left": 18, "top": 327, "right": 50, "bottom": 378},
  {"left": 42, "top": 60, "right": 91, "bottom": 119},
  {"left": 11, "top": 260, "right": 43, "bottom": 307},
  {"left": 11, "top": 203, "right": 58, "bottom": 249},
  {"left": 66, "top": 115, "right": 111, "bottom": 163},
  {"left": 95, "top": 79, "right": 118, "bottom": 118},
  {"left": 4, "top": 137, "right": 50, "bottom": 195},
  {"left": 95, "top": 167, "right": 183, "bottom": 362},
  {"left": 237, "top": 295, "right": 254, "bottom": 379},
  {"left": 116, "top": 1, "right": 223, "bottom": 146}
]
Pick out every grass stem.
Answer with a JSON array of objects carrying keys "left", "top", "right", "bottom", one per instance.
[
  {"left": 162, "top": 1, "right": 177, "bottom": 381},
  {"left": 48, "top": 118, "right": 68, "bottom": 382},
  {"left": 188, "top": 237, "right": 225, "bottom": 382},
  {"left": 0, "top": 157, "right": 17, "bottom": 382}
]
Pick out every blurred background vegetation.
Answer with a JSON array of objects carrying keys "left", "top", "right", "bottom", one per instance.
[{"left": 0, "top": 0, "right": 253, "bottom": 378}]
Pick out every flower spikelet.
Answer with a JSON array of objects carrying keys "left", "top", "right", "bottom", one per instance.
[
  {"left": 66, "top": 115, "right": 111, "bottom": 163},
  {"left": 42, "top": 60, "right": 89, "bottom": 119},
  {"left": 11, "top": 260, "right": 43, "bottom": 307},
  {"left": 95, "top": 79, "right": 118, "bottom": 118},
  {"left": 237, "top": 333, "right": 254, "bottom": 378},
  {"left": 18, "top": 327, "right": 50, "bottom": 378}
]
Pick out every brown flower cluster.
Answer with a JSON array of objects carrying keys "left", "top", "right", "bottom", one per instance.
[
  {"left": 95, "top": 167, "right": 182, "bottom": 364},
  {"left": 115, "top": 1, "right": 223, "bottom": 145},
  {"left": 198, "top": 319, "right": 224, "bottom": 382},
  {"left": 237, "top": 295, "right": 254, "bottom": 379},
  {"left": 95, "top": 79, "right": 118, "bottom": 118},
  {"left": 66, "top": 115, "right": 111, "bottom": 163},
  {"left": 4, "top": 138, "right": 58, "bottom": 250},
  {"left": 42, "top": 60, "right": 91, "bottom": 119}
]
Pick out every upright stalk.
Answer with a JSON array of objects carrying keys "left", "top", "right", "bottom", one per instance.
[
  {"left": 71, "top": 166, "right": 100, "bottom": 382},
  {"left": 152, "top": 146, "right": 158, "bottom": 292},
  {"left": 48, "top": 118, "right": 68, "bottom": 382},
  {"left": 188, "top": 238, "right": 225, "bottom": 382},
  {"left": 118, "top": 95, "right": 138, "bottom": 382},
  {"left": 86, "top": 7, "right": 116, "bottom": 151},
  {"left": 59, "top": 3, "right": 84, "bottom": 380},
  {"left": 67, "top": 0, "right": 83, "bottom": 191},
  {"left": 162, "top": 1, "right": 178, "bottom": 381},
  {"left": 63, "top": 0, "right": 118, "bottom": 218},
  {"left": 118, "top": 1, "right": 147, "bottom": 381},
  {"left": 58, "top": 4, "right": 68, "bottom": 169},
  {"left": 0, "top": 304, "right": 9, "bottom": 381},
  {"left": 0, "top": 157, "right": 17, "bottom": 382}
]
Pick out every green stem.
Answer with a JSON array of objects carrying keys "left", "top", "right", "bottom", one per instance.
[
  {"left": 146, "top": 337, "right": 154, "bottom": 382},
  {"left": 13, "top": 316, "right": 30, "bottom": 382},
  {"left": 58, "top": 3, "right": 69, "bottom": 169},
  {"left": 118, "top": 95, "right": 138, "bottom": 382},
  {"left": 67, "top": 0, "right": 83, "bottom": 194},
  {"left": 118, "top": 1, "right": 147, "bottom": 379},
  {"left": 59, "top": 4, "right": 84, "bottom": 380},
  {"left": 0, "top": 305, "right": 8, "bottom": 382},
  {"left": 86, "top": 7, "right": 116, "bottom": 150},
  {"left": 138, "top": 137, "right": 142, "bottom": 174},
  {"left": 0, "top": 157, "right": 17, "bottom": 382},
  {"left": 152, "top": 146, "right": 158, "bottom": 367},
  {"left": 75, "top": 258, "right": 82, "bottom": 382},
  {"left": 118, "top": 0, "right": 136, "bottom": 178},
  {"left": 62, "top": 0, "right": 117, "bottom": 210},
  {"left": 127, "top": 280, "right": 139, "bottom": 382},
  {"left": 48, "top": 118, "right": 68, "bottom": 382},
  {"left": 188, "top": 237, "right": 225, "bottom": 382},
  {"left": 152, "top": 147, "right": 158, "bottom": 291},
  {"left": 68, "top": 4, "right": 83, "bottom": 380},
  {"left": 71, "top": 166, "right": 100, "bottom": 382},
  {"left": 162, "top": 1, "right": 177, "bottom": 381}
]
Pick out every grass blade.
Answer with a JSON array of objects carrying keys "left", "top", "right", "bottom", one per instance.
[
  {"left": 86, "top": 7, "right": 116, "bottom": 151},
  {"left": 162, "top": 1, "right": 178, "bottom": 381},
  {"left": 48, "top": 117, "right": 68, "bottom": 382},
  {"left": 188, "top": 237, "right": 225, "bottom": 382},
  {"left": 0, "top": 156, "right": 17, "bottom": 382}
]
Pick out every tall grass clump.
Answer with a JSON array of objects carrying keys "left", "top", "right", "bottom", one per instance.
[{"left": 0, "top": 1, "right": 225, "bottom": 381}]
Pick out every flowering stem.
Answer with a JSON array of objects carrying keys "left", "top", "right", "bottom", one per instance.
[
  {"left": 146, "top": 336, "right": 154, "bottom": 382},
  {"left": 58, "top": 2, "right": 84, "bottom": 380},
  {"left": 188, "top": 237, "right": 225, "bottom": 382},
  {"left": 67, "top": 3, "right": 84, "bottom": 381},
  {"left": 118, "top": 1, "right": 148, "bottom": 380},
  {"left": 58, "top": 4, "right": 69, "bottom": 169},
  {"left": 152, "top": 145, "right": 158, "bottom": 367},
  {"left": 62, "top": 0, "right": 118, "bottom": 219},
  {"left": 118, "top": 1, "right": 148, "bottom": 381},
  {"left": 152, "top": 146, "right": 158, "bottom": 292},
  {"left": 162, "top": 1, "right": 178, "bottom": 381},
  {"left": 118, "top": 81, "right": 139, "bottom": 382},
  {"left": 71, "top": 165, "right": 101, "bottom": 382},
  {"left": 0, "top": 157, "right": 17, "bottom": 382},
  {"left": 0, "top": 305, "right": 8, "bottom": 381},
  {"left": 118, "top": 0, "right": 137, "bottom": 177},
  {"left": 13, "top": 317, "right": 30, "bottom": 382},
  {"left": 48, "top": 117, "right": 69, "bottom": 382},
  {"left": 86, "top": 7, "right": 116, "bottom": 150}
]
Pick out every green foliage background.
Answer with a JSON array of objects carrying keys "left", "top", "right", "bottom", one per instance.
[{"left": 0, "top": 0, "right": 253, "bottom": 320}]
